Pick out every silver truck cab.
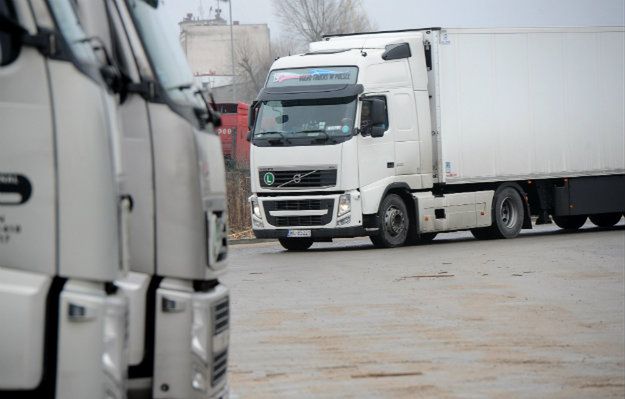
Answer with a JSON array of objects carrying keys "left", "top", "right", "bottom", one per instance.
[
  {"left": 73, "top": 0, "right": 230, "bottom": 397},
  {"left": 0, "top": 1, "right": 129, "bottom": 398}
]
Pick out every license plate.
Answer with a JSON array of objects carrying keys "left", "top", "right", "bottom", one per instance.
[{"left": 287, "top": 229, "right": 311, "bottom": 238}]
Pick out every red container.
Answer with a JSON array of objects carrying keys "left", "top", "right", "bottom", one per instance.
[{"left": 215, "top": 102, "right": 250, "bottom": 168}]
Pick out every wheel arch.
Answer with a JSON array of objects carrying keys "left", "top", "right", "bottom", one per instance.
[{"left": 363, "top": 183, "right": 415, "bottom": 229}]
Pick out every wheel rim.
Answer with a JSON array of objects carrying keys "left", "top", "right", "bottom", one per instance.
[
  {"left": 384, "top": 206, "right": 406, "bottom": 237},
  {"left": 499, "top": 197, "right": 518, "bottom": 229}
]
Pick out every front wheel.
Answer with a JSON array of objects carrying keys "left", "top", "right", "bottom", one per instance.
[
  {"left": 278, "top": 238, "right": 313, "bottom": 251},
  {"left": 370, "top": 194, "right": 409, "bottom": 248},
  {"left": 406, "top": 232, "right": 438, "bottom": 245},
  {"left": 589, "top": 213, "right": 622, "bottom": 228}
]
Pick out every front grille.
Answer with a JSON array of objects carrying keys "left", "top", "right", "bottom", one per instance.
[
  {"left": 259, "top": 168, "right": 337, "bottom": 188},
  {"left": 263, "top": 199, "right": 334, "bottom": 227},
  {"left": 211, "top": 349, "right": 228, "bottom": 387},
  {"left": 264, "top": 199, "right": 323, "bottom": 211},
  {"left": 213, "top": 297, "right": 229, "bottom": 335},
  {"left": 274, "top": 216, "right": 323, "bottom": 226}
]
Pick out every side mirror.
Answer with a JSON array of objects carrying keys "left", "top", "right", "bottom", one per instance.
[
  {"left": 0, "top": 14, "right": 25, "bottom": 66},
  {"left": 246, "top": 131, "right": 253, "bottom": 142},
  {"left": 369, "top": 98, "right": 386, "bottom": 126},
  {"left": 370, "top": 125, "right": 386, "bottom": 138},
  {"left": 247, "top": 101, "right": 258, "bottom": 130}
]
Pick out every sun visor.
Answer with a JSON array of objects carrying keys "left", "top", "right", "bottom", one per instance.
[{"left": 256, "top": 84, "right": 364, "bottom": 101}]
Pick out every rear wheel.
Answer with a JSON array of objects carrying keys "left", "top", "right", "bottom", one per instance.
[
  {"left": 589, "top": 213, "right": 622, "bottom": 228},
  {"left": 553, "top": 215, "right": 587, "bottom": 230},
  {"left": 370, "top": 194, "right": 409, "bottom": 248},
  {"left": 278, "top": 238, "right": 313, "bottom": 251},
  {"left": 473, "top": 186, "right": 524, "bottom": 239}
]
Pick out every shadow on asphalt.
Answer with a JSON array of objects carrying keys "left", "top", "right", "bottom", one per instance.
[{"left": 301, "top": 224, "right": 625, "bottom": 253}]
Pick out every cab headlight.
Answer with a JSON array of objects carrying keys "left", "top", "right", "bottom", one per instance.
[
  {"left": 191, "top": 301, "right": 210, "bottom": 362},
  {"left": 102, "top": 300, "right": 126, "bottom": 384},
  {"left": 337, "top": 194, "right": 351, "bottom": 217},
  {"left": 251, "top": 197, "right": 262, "bottom": 219}
]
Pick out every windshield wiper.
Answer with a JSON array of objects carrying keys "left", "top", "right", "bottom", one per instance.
[
  {"left": 296, "top": 129, "right": 333, "bottom": 143},
  {"left": 255, "top": 131, "right": 290, "bottom": 144}
]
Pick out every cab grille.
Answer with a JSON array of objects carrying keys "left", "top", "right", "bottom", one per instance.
[
  {"left": 213, "top": 297, "right": 229, "bottom": 335},
  {"left": 211, "top": 349, "right": 228, "bottom": 387},
  {"left": 263, "top": 199, "right": 334, "bottom": 227},
  {"left": 259, "top": 169, "right": 337, "bottom": 188}
]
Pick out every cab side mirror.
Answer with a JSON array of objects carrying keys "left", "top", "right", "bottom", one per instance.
[
  {"left": 247, "top": 101, "right": 258, "bottom": 130},
  {"left": 369, "top": 98, "right": 386, "bottom": 126},
  {"left": 0, "top": 14, "right": 25, "bottom": 66},
  {"left": 370, "top": 125, "right": 386, "bottom": 138}
]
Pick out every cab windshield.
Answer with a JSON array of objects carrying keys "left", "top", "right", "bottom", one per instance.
[
  {"left": 253, "top": 97, "right": 357, "bottom": 146},
  {"left": 126, "top": 0, "right": 194, "bottom": 91}
]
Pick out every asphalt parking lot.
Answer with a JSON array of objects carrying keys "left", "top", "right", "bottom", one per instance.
[{"left": 224, "top": 221, "right": 625, "bottom": 398}]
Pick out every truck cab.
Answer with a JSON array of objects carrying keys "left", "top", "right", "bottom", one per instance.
[
  {"left": 0, "top": 1, "right": 128, "bottom": 397},
  {"left": 249, "top": 31, "right": 438, "bottom": 249},
  {"left": 72, "top": 0, "right": 230, "bottom": 397},
  {"left": 216, "top": 102, "right": 250, "bottom": 168}
]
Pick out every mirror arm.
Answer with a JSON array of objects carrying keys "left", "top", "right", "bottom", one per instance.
[
  {"left": 0, "top": 13, "right": 59, "bottom": 57},
  {"left": 195, "top": 89, "right": 222, "bottom": 128}
]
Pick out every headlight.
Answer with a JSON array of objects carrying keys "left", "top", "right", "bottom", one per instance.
[
  {"left": 337, "top": 194, "right": 351, "bottom": 217},
  {"left": 250, "top": 197, "right": 262, "bottom": 219},
  {"left": 102, "top": 299, "right": 126, "bottom": 384},
  {"left": 252, "top": 217, "right": 264, "bottom": 229},
  {"left": 191, "top": 301, "right": 210, "bottom": 362},
  {"left": 191, "top": 367, "right": 207, "bottom": 392}
]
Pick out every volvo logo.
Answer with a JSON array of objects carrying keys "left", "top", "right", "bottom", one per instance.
[
  {"left": 263, "top": 172, "right": 275, "bottom": 186},
  {"left": 292, "top": 174, "right": 302, "bottom": 184}
]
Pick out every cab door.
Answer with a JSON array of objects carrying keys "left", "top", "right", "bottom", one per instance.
[
  {"left": 357, "top": 94, "right": 394, "bottom": 209},
  {"left": 0, "top": 1, "right": 56, "bottom": 276}
]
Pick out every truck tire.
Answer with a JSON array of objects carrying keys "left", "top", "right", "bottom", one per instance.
[
  {"left": 406, "top": 232, "right": 438, "bottom": 245},
  {"left": 589, "top": 213, "right": 622, "bottom": 228},
  {"left": 470, "top": 227, "right": 495, "bottom": 240},
  {"left": 370, "top": 194, "right": 409, "bottom": 248},
  {"left": 472, "top": 186, "right": 524, "bottom": 239},
  {"left": 553, "top": 215, "right": 587, "bottom": 230},
  {"left": 278, "top": 238, "right": 313, "bottom": 251}
]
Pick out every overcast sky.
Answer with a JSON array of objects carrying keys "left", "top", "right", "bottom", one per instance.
[{"left": 161, "top": 0, "right": 625, "bottom": 41}]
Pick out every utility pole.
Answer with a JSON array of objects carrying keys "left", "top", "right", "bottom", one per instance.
[{"left": 224, "top": 0, "right": 236, "bottom": 102}]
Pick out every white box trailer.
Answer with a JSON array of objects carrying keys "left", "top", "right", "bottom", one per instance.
[
  {"left": 430, "top": 27, "right": 624, "bottom": 184},
  {"left": 248, "top": 27, "right": 625, "bottom": 249}
]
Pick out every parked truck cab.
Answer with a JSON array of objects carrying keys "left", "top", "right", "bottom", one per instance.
[
  {"left": 0, "top": 1, "right": 129, "bottom": 397},
  {"left": 249, "top": 28, "right": 625, "bottom": 250},
  {"left": 73, "top": 0, "right": 230, "bottom": 397}
]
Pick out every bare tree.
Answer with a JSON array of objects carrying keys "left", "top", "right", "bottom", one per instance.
[
  {"left": 234, "top": 34, "right": 302, "bottom": 102},
  {"left": 273, "top": 0, "right": 375, "bottom": 44}
]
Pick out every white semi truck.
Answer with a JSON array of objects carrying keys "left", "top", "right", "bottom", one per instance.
[
  {"left": 0, "top": 1, "right": 129, "bottom": 398},
  {"left": 248, "top": 27, "right": 625, "bottom": 250},
  {"left": 75, "top": 1, "right": 230, "bottom": 397}
]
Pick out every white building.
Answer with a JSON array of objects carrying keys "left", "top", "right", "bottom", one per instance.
[{"left": 179, "top": 10, "right": 271, "bottom": 100}]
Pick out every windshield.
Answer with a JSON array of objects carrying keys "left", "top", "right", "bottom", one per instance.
[
  {"left": 253, "top": 97, "right": 357, "bottom": 146},
  {"left": 125, "top": 0, "right": 194, "bottom": 90}
]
